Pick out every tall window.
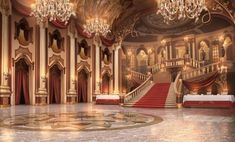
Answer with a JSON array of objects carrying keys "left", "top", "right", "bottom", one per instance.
[{"left": 212, "top": 45, "right": 219, "bottom": 62}]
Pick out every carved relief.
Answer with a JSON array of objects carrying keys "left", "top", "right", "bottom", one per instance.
[
  {"left": 15, "top": 18, "right": 33, "bottom": 46},
  {"left": 77, "top": 39, "right": 90, "bottom": 60},
  {"left": 15, "top": 46, "right": 32, "bottom": 60},
  {"left": 49, "top": 30, "right": 64, "bottom": 53},
  {"left": 77, "top": 61, "right": 91, "bottom": 73},
  {"left": 14, "top": 46, "right": 34, "bottom": 69},
  {"left": 101, "top": 66, "right": 112, "bottom": 78},
  {"left": 49, "top": 55, "right": 65, "bottom": 71},
  {"left": 102, "top": 48, "right": 111, "bottom": 65}
]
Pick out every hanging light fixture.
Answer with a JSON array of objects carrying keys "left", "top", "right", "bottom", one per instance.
[
  {"left": 79, "top": 0, "right": 123, "bottom": 37},
  {"left": 157, "top": 0, "right": 209, "bottom": 24},
  {"left": 83, "top": 18, "right": 111, "bottom": 37},
  {"left": 30, "top": 0, "right": 76, "bottom": 24}
]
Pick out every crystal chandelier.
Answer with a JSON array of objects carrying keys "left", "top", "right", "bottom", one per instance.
[
  {"left": 83, "top": 18, "right": 111, "bottom": 37},
  {"left": 31, "top": 0, "right": 76, "bottom": 24},
  {"left": 157, "top": 0, "right": 208, "bottom": 24}
]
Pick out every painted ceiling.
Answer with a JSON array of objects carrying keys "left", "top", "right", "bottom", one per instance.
[{"left": 13, "top": 0, "right": 235, "bottom": 42}]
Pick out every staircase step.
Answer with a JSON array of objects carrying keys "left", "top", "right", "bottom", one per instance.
[{"left": 133, "top": 83, "right": 171, "bottom": 108}]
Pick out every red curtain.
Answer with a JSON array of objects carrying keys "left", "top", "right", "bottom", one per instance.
[
  {"left": 183, "top": 71, "right": 219, "bottom": 92},
  {"left": 100, "top": 36, "right": 115, "bottom": 47},
  {"left": 15, "top": 59, "right": 30, "bottom": 105},
  {"left": 49, "top": 66, "right": 61, "bottom": 104},
  {"left": 77, "top": 70, "right": 88, "bottom": 102}
]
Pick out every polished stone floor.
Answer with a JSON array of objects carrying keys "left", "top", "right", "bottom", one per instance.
[{"left": 0, "top": 104, "right": 235, "bottom": 142}]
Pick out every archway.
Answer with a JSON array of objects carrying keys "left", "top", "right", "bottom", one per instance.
[
  {"left": 102, "top": 73, "right": 111, "bottom": 94},
  {"left": 77, "top": 69, "right": 88, "bottom": 103},
  {"left": 49, "top": 65, "right": 62, "bottom": 104},
  {"left": 136, "top": 49, "right": 148, "bottom": 73},
  {"left": 211, "top": 83, "right": 220, "bottom": 95},
  {"left": 15, "top": 58, "right": 30, "bottom": 105}
]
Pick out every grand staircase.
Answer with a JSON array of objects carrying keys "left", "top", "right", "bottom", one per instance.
[
  {"left": 124, "top": 70, "right": 176, "bottom": 108},
  {"left": 123, "top": 59, "right": 225, "bottom": 108},
  {"left": 133, "top": 83, "right": 171, "bottom": 108}
]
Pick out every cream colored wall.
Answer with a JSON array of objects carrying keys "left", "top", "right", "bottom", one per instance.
[
  {"left": 11, "top": 12, "right": 36, "bottom": 105},
  {"left": 123, "top": 26, "right": 235, "bottom": 68}
]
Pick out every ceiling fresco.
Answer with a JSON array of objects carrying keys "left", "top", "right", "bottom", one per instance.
[{"left": 12, "top": 0, "right": 235, "bottom": 42}]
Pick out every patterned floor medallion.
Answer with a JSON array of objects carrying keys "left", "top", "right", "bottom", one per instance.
[{"left": 0, "top": 111, "right": 163, "bottom": 131}]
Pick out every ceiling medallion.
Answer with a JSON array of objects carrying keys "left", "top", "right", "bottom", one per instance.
[
  {"left": 157, "top": 0, "right": 209, "bottom": 24},
  {"left": 30, "top": 0, "right": 76, "bottom": 24},
  {"left": 83, "top": 18, "right": 111, "bottom": 37}
]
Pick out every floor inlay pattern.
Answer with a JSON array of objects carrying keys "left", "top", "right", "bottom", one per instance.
[{"left": 0, "top": 111, "right": 162, "bottom": 131}]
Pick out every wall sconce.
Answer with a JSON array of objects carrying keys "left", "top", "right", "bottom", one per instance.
[
  {"left": 148, "top": 49, "right": 152, "bottom": 54},
  {"left": 3, "top": 72, "right": 9, "bottom": 80},
  {"left": 184, "top": 36, "right": 189, "bottom": 42},
  {"left": 219, "top": 35, "right": 224, "bottom": 42},
  {"left": 161, "top": 39, "right": 166, "bottom": 45},
  {"left": 41, "top": 75, "right": 46, "bottom": 82}
]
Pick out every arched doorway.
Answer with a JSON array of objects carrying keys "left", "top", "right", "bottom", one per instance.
[
  {"left": 211, "top": 83, "right": 220, "bottom": 95},
  {"left": 15, "top": 59, "right": 30, "bottom": 105},
  {"left": 102, "top": 73, "right": 110, "bottom": 94},
  {"left": 49, "top": 65, "right": 62, "bottom": 104},
  {"left": 77, "top": 69, "right": 88, "bottom": 103},
  {"left": 136, "top": 49, "right": 148, "bottom": 73}
]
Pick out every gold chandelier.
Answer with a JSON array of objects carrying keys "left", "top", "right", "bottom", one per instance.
[
  {"left": 77, "top": 0, "right": 123, "bottom": 37},
  {"left": 31, "top": 0, "right": 76, "bottom": 24},
  {"left": 157, "top": 0, "right": 209, "bottom": 24},
  {"left": 83, "top": 18, "right": 111, "bottom": 37}
]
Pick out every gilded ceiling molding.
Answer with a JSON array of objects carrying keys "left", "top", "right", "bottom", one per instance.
[
  {"left": 49, "top": 55, "right": 65, "bottom": 71},
  {"left": 208, "top": 0, "right": 235, "bottom": 24},
  {"left": 112, "top": 8, "right": 155, "bottom": 41}
]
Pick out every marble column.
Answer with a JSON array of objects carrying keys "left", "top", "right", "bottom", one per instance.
[
  {"left": 94, "top": 36, "right": 101, "bottom": 95},
  {"left": 169, "top": 42, "right": 172, "bottom": 59},
  {"left": 192, "top": 40, "right": 196, "bottom": 60},
  {"left": 0, "top": 12, "right": 11, "bottom": 106},
  {"left": 113, "top": 43, "right": 121, "bottom": 95},
  {"left": 165, "top": 45, "right": 169, "bottom": 60},
  {"left": 36, "top": 23, "right": 48, "bottom": 105},
  {"left": 67, "top": 34, "right": 76, "bottom": 103}
]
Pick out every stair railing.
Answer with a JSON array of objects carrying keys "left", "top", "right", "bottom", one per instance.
[
  {"left": 181, "top": 62, "right": 222, "bottom": 80},
  {"left": 174, "top": 62, "right": 222, "bottom": 99},
  {"left": 124, "top": 74, "right": 152, "bottom": 103},
  {"left": 150, "top": 58, "right": 203, "bottom": 73},
  {"left": 174, "top": 71, "right": 183, "bottom": 97},
  {"left": 129, "top": 70, "right": 149, "bottom": 81}
]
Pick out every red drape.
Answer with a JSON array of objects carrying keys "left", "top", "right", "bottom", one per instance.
[
  {"left": 100, "top": 36, "right": 115, "bottom": 47},
  {"left": 50, "top": 20, "right": 68, "bottom": 29},
  {"left": 15, "top": 60, "right": 30, "bottom": 105},
  {"left": 77, "top": 70, "right": 88, "bottom": 102},
  {"left": 183, "top": 71, "right": 219, "bottom": 92},
  {"left": 76, "top": 23, "right": 94, "bottom": 39},
  {"left": 12, "top": 0, "right": 31, "bottom": 16},
  {"left": 49, "top": 66, "right": 61, "bottom": 104}
]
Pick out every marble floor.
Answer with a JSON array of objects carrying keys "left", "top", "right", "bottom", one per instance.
[{"left": 0, "top": 104, "right": 235, "bottom": 142}]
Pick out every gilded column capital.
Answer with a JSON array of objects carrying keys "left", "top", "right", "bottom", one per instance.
[{"left": 0, "top": 0, "right": 11, "bottom": 16}]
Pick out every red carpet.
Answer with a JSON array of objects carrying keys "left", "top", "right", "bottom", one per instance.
[{"left": 133, "top": 83, "right": 171, "bottom": 108}]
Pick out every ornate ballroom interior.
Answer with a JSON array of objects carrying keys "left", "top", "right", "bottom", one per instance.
[{"left": 0, "top": 0, "right": 235, "bottom": 142}]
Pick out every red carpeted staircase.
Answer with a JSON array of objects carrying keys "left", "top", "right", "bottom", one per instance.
[{"left": 133, "top": 83, "right": 171, "bottom": 108}]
